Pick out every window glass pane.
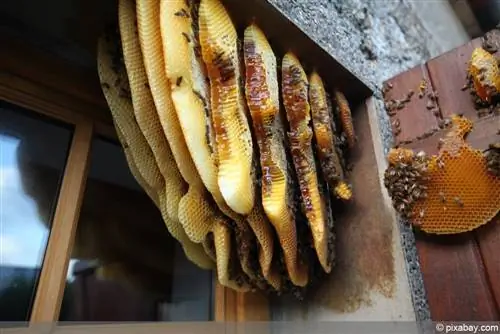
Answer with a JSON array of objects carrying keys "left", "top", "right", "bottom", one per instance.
[
  {"left": 0, "top": 101, "right": 73, "bottom": 324},
  {"left": 59, "top": 137, "right": 214, "bottom": 322}
]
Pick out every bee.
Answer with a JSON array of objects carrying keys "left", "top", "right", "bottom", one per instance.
[
  {"left": 174, "top": 8, "right": 190, "bottom": 18},
  {"left": 419, "top": 208, "right": 425, "bottom": 218},
  {"left": 454, "top": 197, "right": 464, "bottom": 207},
  {"left": 437, "top": 138, "right": 445, "bottom": 150},
  {"left": 101, "top": 82, "right": 110, "bottom": 89},
  {"left": 437, "top": 159, "right": 445, "bottom": 169},
  {"left": 439, "top": 191, "right": 446, "bottom": 203},
  {"left": 119, "top": 88, "right": 131, "bottom": 99},
  {"left": 182, "top": 32, "right": 191, "bottom": 43},
  {"left": 176, "top": 76, "right": 183, "bottom": 86},
  {"left": 419, "top": 79, "right": 427, "bottom": 95}
]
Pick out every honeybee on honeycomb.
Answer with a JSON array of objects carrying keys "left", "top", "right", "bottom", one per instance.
[
  {"left": 384, "top": 114, "right": 500, "bottom": 234},
  {"left": 468, "top": 47, "right": 500, "bottom": 106}
]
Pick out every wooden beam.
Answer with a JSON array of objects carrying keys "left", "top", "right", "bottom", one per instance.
[
  {"left": 0, "top": 32, "right": 117, "bottom": 141},
  {"left": 0, "top": 33, "right": 109, "bottom": 113},
  {"left": 30, "top": 120, "right": 94, "bottom": 323},
  {"left": 214, "top": 282, "right": 227, "bottom": 322}
]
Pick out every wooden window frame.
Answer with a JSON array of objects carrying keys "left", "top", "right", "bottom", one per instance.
[{"left": 0, "top": 33, "right": 269, "bottom": 326}]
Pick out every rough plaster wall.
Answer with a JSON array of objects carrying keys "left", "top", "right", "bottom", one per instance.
[{"left": 267, "top": 0, "right": 470, "bottom": 323}]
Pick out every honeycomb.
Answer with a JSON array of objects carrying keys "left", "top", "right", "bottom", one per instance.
[
  {"left": 96, "top": 0, "right": 358, "bottom": 296},
  {"left": 243, "top": 24, "right": 307, "bottom": 287},
  {"left": 119, "top": 0, "right": 188, "bottom": 222},
  {"left": 199, "top": 0, "right": 255, "bottom": 215},
  {"left": 334, "top": 90, "right": 356, "bottom": 149},
  {"left": 282, "top": 52, "right": 332, "bottom": 274},
  {"left": 468, "top": 47, "right": 500, "bottom": 103},
  {"left": 136, "top": 0, "right": 202, "bottom": 189},
  {"left": 160, "top": 0, "right": 226, "bottom": 213},
  {"left": 385, "top": 115, "right": 500, "bottom": 234},
  {"left": 97, "top": 31, "right": 213, "bottom": 270},
  {"left": 309, "top": 72, "right": 352, "bottom": 201}
]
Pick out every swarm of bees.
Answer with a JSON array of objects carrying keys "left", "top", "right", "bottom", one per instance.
[
  {"left": 96, "top": 0, "right": 356, "bottom": 296},
  {"left": 384, "top": 115, "right": 500, "bottom": 234},
  {"left": 486, "top": 141, "right": 500, "bottom": 177},
  {"left": 384, "top": 149, "right": 430, "bottom": 221}
]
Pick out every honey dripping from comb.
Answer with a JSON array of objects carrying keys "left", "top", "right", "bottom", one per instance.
[
  {"left": 199, "top": 0, "right": 255, "bottom": 215},
  {"left": 309, "top": 72, "right": 352, "bottom": 201},
  {"left": 243, "top": 24, "right": 308, "bottom": 287},
  {"left": 282, "top": 52, "right": 331, "bottom": 274}
]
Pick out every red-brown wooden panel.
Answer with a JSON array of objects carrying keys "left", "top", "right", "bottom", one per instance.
[
  {"left": 415, "top": 235, "right": 498, "bottom": 321},
  {"left": 477, "top": 214, "right": 500, "bottom": 313},
  {"left": 405, "top": 114, "right": 499, "bottom": 154},
  {"left": 426, "top": 39, "right": 482, "bottom": 120},
  {"left": 425, "top": 39, "right": 500, "bottom": 318},
  {"left": 383, "top": 65, "right": 439, "bottom": 143},
  {"left": 383, "top": 45, "right": 500, "bottom": 320}
]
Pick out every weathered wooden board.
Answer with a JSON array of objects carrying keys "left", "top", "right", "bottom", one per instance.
[
  {"left": 384, "top": 33, "right": 500, "bottom": 321},
  {"left": 383, "top": 65, "right": 439, "bottom": 144}
]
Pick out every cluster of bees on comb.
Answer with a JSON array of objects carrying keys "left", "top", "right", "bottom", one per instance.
[
  {"left": 466, "top": 46, "right": 500, "bottom": 117},
  {"left": 96, "top": 0, "right": 356, "bottom": 297},
  {"left": 384, "top": 117, "right": 499, "bottom": 234}
]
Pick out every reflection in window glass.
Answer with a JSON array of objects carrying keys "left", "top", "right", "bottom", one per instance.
[
  {"left": 59, "top": 137, "right": 213, "bottom": 322},
  {"left": 0, "top": 101, "right": 73, "bottom": 323}
]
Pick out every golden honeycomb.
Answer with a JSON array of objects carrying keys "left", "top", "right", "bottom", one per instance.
[
  {"left": 95, "top": 0, "right": 358, "bottom": 295},
  {"left": 385, "top": 115, "right": 500, "bottom": 234},
  {"left": 243, "top": 24, "right": 308, "bottom": 287},
  {"left": 282, "top": 52, "right": 332, "bottom": 274},
  {"left": 97, "top": 30, "right": 213, "bottom": 270},
  {"left": 199, "top": 0, "right": 255, "bottom": 215},
  {"left": 309, "top": 72, "right": 352, "bottom": 201},
  {"left": 334, "top": 90, "right": 356, "bottom": 149},
  {"left": 469, "top": 47, "right": 500, "bottom": 103}
]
